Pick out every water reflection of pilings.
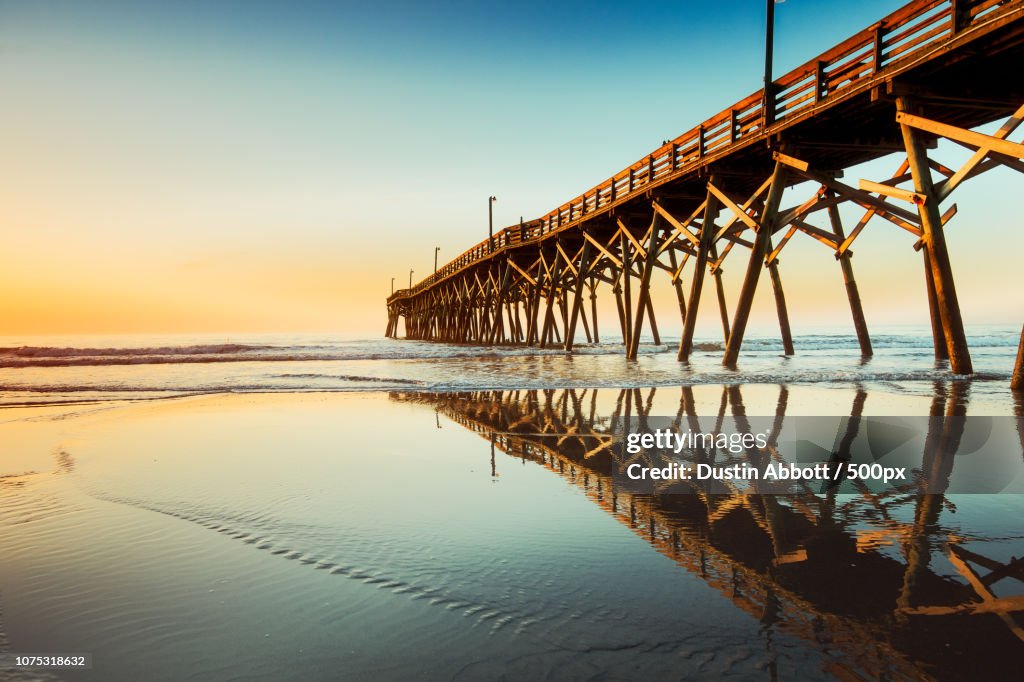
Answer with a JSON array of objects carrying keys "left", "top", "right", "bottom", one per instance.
[{"left": 392, "top": 384, "right": 1024, "bottom": 681}]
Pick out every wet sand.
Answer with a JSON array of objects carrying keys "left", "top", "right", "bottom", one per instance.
[{"left": 1, "top": 384, "right": 1023, "bottom": 681}]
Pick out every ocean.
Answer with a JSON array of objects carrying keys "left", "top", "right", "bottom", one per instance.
[
  {"left": 1, "top": 325, "right": 1020, "bottom": 409},
  {"left": 2, "top": 326, "right": 1023, "bottom": 680}
]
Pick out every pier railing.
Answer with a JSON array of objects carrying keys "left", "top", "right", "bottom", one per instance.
[{"left": 388, "top": 0, "right": 1011, "bottom": 303}]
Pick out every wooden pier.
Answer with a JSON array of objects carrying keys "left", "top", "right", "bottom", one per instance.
[{"left": 386, "top": 0, "right": 1024, "bottom": 377}]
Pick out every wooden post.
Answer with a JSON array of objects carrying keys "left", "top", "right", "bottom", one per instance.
[
  {"left": 723, "top": 162, "right": 787, "bottom": 367},
  {"left": 667, "top": 248, "right": 687, "bottom": 324},
  {"left": 713, "top": 262, "right": 731, "bottom": 344},
  {"left": 1012, "top": 325, "right": 1024, "bottom": 392},
  {"left": 826, "top": 201, "right": 872, "bottom": 356},
  {"left": 540, "top": 255, "right": 562, "bottom": 348},
  {"left": 579, "top": 303, "right": 593, "bottom": 343},
  {"left": 620, "top": 230, "right": 633, "bottom": 352},
  {"left": 765, "top": 242, "right": 795, "bottom": 356},
  {"left": 565, "top": 242, "right": 593, "bottom": 351},
  {"left": 922, "top": 248, "right": 949, "bottom": 360},
  {"left": 897, "top": 97, "right": 973, "bottom": 374},
  {"left": 679, "top": 180, "right": 721, "bottom": 361},
  {"left": 645, "top": 297, "right": 661, "bottom": 345},
  {"left": 628, "top": 215, "right": 662, "bottom": 359},
  {"left": 590, "top": 278, "right": 600, "bottom": 343},
  {"left": 613, "top": 282, "right": 627, "bottom": 344},
  {"left": 488, "top": 264, "right": 512, "bottom": 345}
]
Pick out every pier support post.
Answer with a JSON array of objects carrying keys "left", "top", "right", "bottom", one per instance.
[
  {"left": 826, "top": 201, "right": 872, "bottom": 356},
  {"left": 590, "top": 279, "right": 600, "bottom": 343},
  {"left": 897, "top": 97, "right": 972, "bottom": 374},
  {"left": 613, "top": 282, "right": 627, "bottom": 344},
  {"left": 679, "top": 179, "right": 721, "bottom": 361},
  {"left": 922, "top": 248, "right": 949, "bottom": 360},
  {"left": 723, "top": 162, "right": 787, "bottom": 366},
  {"left": 712, "top": 251, "right": 731, "bottom": 345},
  {"left": 540, "top": 253, "right": 563, "bottom": 348},
  {"left": 620, "top": 230, "right": 634, "bottom": 352},
  {"left": 565, "top": 242, "right": 593, "bottom": 351},
  {"left": 526, "top": 261, "right": 544, "bottom": 346},
  {"left": 1013, "top": 325, "right": 1024, "bottom": 392},
  {"left": 628, "top": 215, "right": 662, "bottom": 359},
  {"left": 766, "top": 245, "right": 795, "bottom": 356},
  {"left": 667, "top": 248, "right": 687, "bottom": 325},
  {"left": 646, "top": 297, "right": 661, "bottom": 345},
  {"left": 489, "top": 263, "right": 512, "bottom": 345}
]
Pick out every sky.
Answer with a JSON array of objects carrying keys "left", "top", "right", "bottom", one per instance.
[{"left": 1, "top": 0, "right": 1021, "bottom": 338}]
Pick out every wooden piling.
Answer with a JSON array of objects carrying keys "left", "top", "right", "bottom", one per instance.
[
  {"left": 898, "top": 97, "right": 973, "bottom": 375},
  {"left": 614, "top": 283, "right": 627, "bottom": 344},
  {"left": 723, "top": 162, "right": 787, "bottom": 367},
  {"left": 766, "top": 246, "right": 795, "bottom": 356},
  {"left": 579, "top": 303, "right": 593, "bottom": 343},
  {"left": 621, "top": 231, "right": 634, "bottom": 351},
  {"left": 589, "top": 279, "right": 600, "bottom": 344},
  {"left": 826, "top": 202, "right": 872, "bottom": 356},
  {"left": 667, "top": 249, "right": 687, "bottom": 324},
  {"left": 1012, "top": 324, "right": 1024, "bottom": 392},
  {"left": 646, "top": 297, "right": 661, "bottom": 345},
  {"left": 565, "top": 242, "right": 593, "bottom": 351},
  {"left": 922, "top": 248, "right": 949, "bottom": 360},
  {"left": 628, "top": 215, "right": 662, "bottom": 359},
  {"left": 679, "top": 180, "right": 721, "bottom": 361}
]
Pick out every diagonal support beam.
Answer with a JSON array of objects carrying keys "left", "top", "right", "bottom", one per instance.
[
  {"left": 897, "top": 111, "right": 1024, "bottom": 161},
  {"left": 565, "top": 242, "right": 594, "bottom": 351},
  {"left": 724, "top": 162, "right": 788, "bottom": 367},
  {"left": 938, "top": 102, "right": 1024, "bottom": 201},
  {"left": 628, "top": 214, "right": 663, "bottom": 359},
  {"left": 679, "top": 177, "right": 722, "bottom": 361}
]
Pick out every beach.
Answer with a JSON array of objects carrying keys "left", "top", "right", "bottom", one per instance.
[{"left": 2, "top": 335, "right": 1023, "bottom": 680}]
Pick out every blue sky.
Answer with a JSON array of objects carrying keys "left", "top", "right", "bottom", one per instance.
[{"left": 2, "top": 0, "right": 1020, "bottom": 335}]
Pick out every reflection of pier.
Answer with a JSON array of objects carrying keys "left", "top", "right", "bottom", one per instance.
[{"left": 393, "top": 386, "right": 1024, "bottom": 680}]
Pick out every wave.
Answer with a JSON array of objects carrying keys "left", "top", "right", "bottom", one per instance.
[
  {"left": 0, "top": 343, "right": 271, "bottom": 358},
  {"left": 2, "top": 330, "right": 1018, "bottom": 368}
]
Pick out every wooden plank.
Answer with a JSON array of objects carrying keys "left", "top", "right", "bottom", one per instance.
[
  {"left": 715, "top": 177, "right": 774, "bottom": 239},
  {"left": 897, "top": 111, "right": 1024, "bottom": 159},
  {"left": 583, "top": 232, "right": 623, "bottom": 268},
  {"left": 772, "top": 151, "right": 810, "bottom": 172},
  {"left": 939, "top": 102, "right": 1024, "bottom": 200},
  {"left": 707, "top": 183, "right": 761, "bottom": 232},
  {"left": 505, "top": 258, "right": 537, "bottom": 287},
  {"left": 792, "top": 220, "right": 841, "bottom": 249},
  {"left": 556, "top": 242, "right": 579, "bottom": 278},
  {"left": 801, "top": 170, "right": 922, "bottom": 225},
  {"left": 858, "top": 178, "right": 926, "bottom": 204},
  {"left": 617, "top": 218, "right": 648, "bottom": 258},
  {"left": 652, "top": 201, "right": 702, "bottom": 248}
]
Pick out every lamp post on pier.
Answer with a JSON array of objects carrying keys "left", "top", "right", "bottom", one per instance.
[
  {"left": 763, "top": 0, "right": 782, "bottom": 124},
  {"left": 391, "top": 277, "right": 395, "bottom": 295},
  {"left": 409, "top": 269, "right": 413, "bottom": 289},
  {"left": 434, "top": 247, "right": 440, "bottom": 276},
  {"left": 488, "top": 196, "right": 497, "bottom": 251}
]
